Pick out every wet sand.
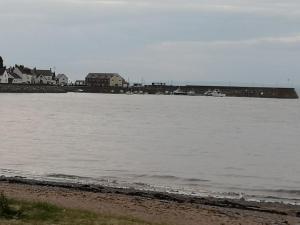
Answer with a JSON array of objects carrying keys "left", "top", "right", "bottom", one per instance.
[{"left": 0, "top": 177, "right": 300, "bottom": 225}]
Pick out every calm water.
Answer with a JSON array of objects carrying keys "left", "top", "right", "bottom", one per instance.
[{"left": 0, "top": 93, "right": 299, "bottom": 203}]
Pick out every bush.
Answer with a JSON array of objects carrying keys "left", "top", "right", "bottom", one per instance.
[{"left": 0, "top": 192, "right": 22, "bottom": 219}]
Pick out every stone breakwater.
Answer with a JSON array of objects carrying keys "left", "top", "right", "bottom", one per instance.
[
  {"left": 0, "top": 84, "right": 298, "bottom": 98},
  {"left": 0, "top": 84, "right": 66, "bottom": 93},
  {"left": 65, "top": 85, "right": 299, "bottom": 99}
]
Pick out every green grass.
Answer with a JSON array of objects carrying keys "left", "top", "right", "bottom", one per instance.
[{"left": 0, "top": 193, "right": 166, "bottom": 225}]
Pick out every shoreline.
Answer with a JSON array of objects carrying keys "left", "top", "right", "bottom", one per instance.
[{"left": 1, "top": 176, "right": 300, "bottom": 225}]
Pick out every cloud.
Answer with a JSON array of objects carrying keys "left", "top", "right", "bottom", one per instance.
[
  {"left": 154, "top": 34, "right": 300, "bottom": 50},
  {"left": 0, "top": 0, "right": 299, "bottom": 85}
]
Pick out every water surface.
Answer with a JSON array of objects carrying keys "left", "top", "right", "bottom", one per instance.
[{"left": 0, "top": 93, "right": 299, "bottom": 203}]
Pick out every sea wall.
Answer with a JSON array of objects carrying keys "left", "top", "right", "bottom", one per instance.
[
  {"left": 65, "top": 85, "right": 299, "bottom": 99},
  {"left": 0, "top": 84, "right": 67, "bottom": 93},
  {"left": 0, "top": 84, "right": 298, "bottom": 99},
  {"left": 183, "top": 85, "right": 299, "bottom": 99}
]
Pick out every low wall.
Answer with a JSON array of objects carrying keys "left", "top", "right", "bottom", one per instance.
[
  {"left": 0, "top": 84, "right": 298, "bottom": 99},
  {"left": 65, "top": 85, "right": 298, "bottom": 99},
  {"left": 183, "top": 85, "right": 299, "bottom": 99},
  {"left": 0, "top": 84, "right": 67, "bottom": 93}
]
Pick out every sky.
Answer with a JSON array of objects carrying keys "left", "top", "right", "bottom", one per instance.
[{"left": 0, "top": 0, "right": 300, "bottom": 86}]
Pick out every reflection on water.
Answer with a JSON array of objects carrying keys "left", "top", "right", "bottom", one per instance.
[{"left": 0, "top": 93, "right": 299, "bottom": 203}]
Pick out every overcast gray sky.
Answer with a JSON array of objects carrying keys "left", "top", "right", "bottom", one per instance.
[{"left": 1, "top": 0, "right": 300, "bottom": 86}]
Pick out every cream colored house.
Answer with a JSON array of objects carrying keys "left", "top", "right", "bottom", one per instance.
[
  {"left": 86, "top": 73, "right": 127, "bottom": 87},
  {"left": 110, "top": 75, "right": 125, "bottom": 87}
]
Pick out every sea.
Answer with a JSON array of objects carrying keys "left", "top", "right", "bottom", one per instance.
[{"left": 0, "top": 93, "right": 299, "bottom": 204}]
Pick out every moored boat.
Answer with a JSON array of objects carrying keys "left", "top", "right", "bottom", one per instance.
[{"left": 173, "top": 88, "right": 187, "bottom": 95}]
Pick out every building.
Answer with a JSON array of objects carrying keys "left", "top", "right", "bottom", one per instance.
[
  {"left": 85, "top": 73, "right": 127, "bottom": 87},
  {"left": 13, "top": 65, "right": 34, "bottom": 84},
  {"left": 56, "top": 74, "right": 68, "bottom": 86},
  {"left": 75, "top": 80, "right": 85, "bottom": 86},
  {"left": 0, "top": 57, "right": 8, "bottom": 84},
  {"left": 152, "top": 82, "right": 166, "bottom": 86},
  {"left": 7, "top": 68, "right": 22, "bottom": 84},
  {"left": 32, "top": 68, "right": 55, "bottom": 85},
  {"left": 0, "top": 67, "right": 8, "bottom": 84}
]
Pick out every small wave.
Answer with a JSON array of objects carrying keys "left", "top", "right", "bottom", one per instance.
[
  {"left": 130, "top": 174, "right": 210, "bottom": 183},
  {"left": 46, "top": 173, "right": 89, "bottom": 180},
  {"left": 133, "top": 182, "right": 151, "bottom": 187},
  {"left": 262, "top": 189, "right": 300, "bottom": 195},
  {"left": 149, "top": 175, "right": 179, "bottom": 180},
  {"left": 185, "top": 178, "right": 210, "bottom": 182},
  {"left": 1, "top": 168, "right": 19, "bottom": 173}
]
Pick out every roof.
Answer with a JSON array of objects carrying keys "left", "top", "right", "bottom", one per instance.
[
  {"left": 56, "top": 74, "right": 68, "bottom": 79},
  {"left": 34, "top": 69, "right": 54, "bottom": 77},
  {"left": 86, "top": 73, "right": 120, "bottom": 79},
  {"left": 15, "top": 65, "right": 33, "bottom": 75},
  {"left": 7, "top": 70, "right": 22, "bottom": 79}
]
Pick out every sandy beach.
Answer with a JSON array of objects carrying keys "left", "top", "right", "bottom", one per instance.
[{"left": 0, "top": 177, "right": 300, "bottom": 225}]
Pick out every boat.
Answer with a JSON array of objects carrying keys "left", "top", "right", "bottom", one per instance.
[
  {"left": 173, "top": 88, "right": 187, "bottom": 95},
  {"left": 204, "top": 90, "right": 213, "bottom": 96},
  {"left": 211, "top": 89, "right": 226, "bottom": 97},
  {"left": 187, "top": 90, "right": 196, "bottom": 96},
  {"left": 204, "top": 89, "right": 226, "bottom": 97}
]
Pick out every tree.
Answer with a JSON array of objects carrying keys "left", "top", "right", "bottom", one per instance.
[{"left": 0, "top": 56, "right": 3, "bottom": 68}]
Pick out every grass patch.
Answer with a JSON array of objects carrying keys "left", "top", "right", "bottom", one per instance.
[
  {"left": 0, "top": 193, "right": 167, "bottom": 225},
  {"left": 0, "top": 192, "right": 23, "bottom": 219}
]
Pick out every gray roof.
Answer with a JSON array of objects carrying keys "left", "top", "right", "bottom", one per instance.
[
  {"left": 7, "top": 70, "right": 22, "bottom": 79},
  {"left": 86, "top": 73, "right": 120, "bottom": 79},
  {"left": 56, "top": 74, "right": 68, "bottom": 79},
  {"left": 34, "top": 69, "right": 54, "bottom": 77},
  {"left": 15, "top": 65, "right": 33, "bottom": 75}
]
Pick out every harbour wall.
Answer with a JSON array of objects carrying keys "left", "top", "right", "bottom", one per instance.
[
  {"left": 0, "top": 84, "right": 67, "bottom": 93},
  {"left": 0, "top": 84, "right": 298, "bottom": 99},
  {"left": 65, "top": 85, "right": 299, "bottom": 99}
]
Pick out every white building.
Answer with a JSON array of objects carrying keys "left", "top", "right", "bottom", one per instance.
[
  {"left": 7, "top": 69, "right": 23, "bottom": 84},
  {"left": 75, "top": 80, "right": 85, "bottom": 86},
  {"left": 0, "top": 68, "right": 8, "bottom": 83},
  {"left": 110, "top": 74, "right": 126, "bottom": 87},
  {"left": 13, "top": 65, "right": 33, "bottom": 84},
  {"left": 56, "top": 74, "right": 68, "bottom": 86},
  {"left": 32, "top": 69, "right": 55, "bottom": 85}
]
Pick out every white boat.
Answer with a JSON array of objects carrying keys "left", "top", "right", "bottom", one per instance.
[
  {"left": 204, "top": 90, "right": 212, "bottom": 96},
  {"left": 211, "top": 89, "right": 226, "bottom": 97},
  {"left": 204, "top": 89, "right": 226, "bottom": 97},
  {"left": 187, "top": 90, "right": 196, "bottom": 96},
  {"left": 173, "top": 88, "right": 187, "bottom": 95}
]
